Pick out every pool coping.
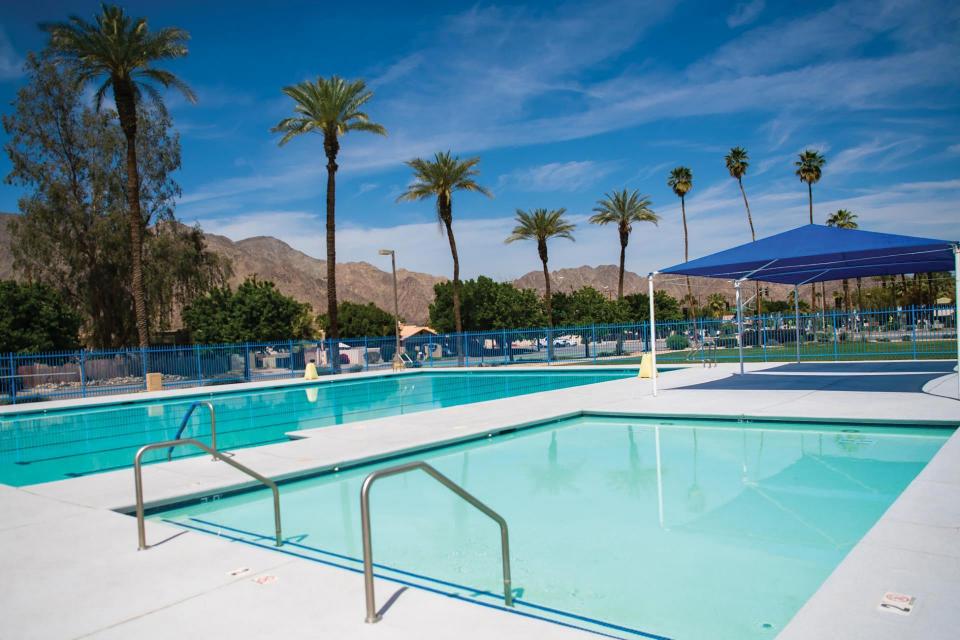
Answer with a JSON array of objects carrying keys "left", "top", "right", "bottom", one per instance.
[{"left": 3, "top": 361, "right": 959, "bottom": 639}]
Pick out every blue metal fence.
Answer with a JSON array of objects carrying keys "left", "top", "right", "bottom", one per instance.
[{"left": 0, "top": 305, "right": 955, "bottom": 404}]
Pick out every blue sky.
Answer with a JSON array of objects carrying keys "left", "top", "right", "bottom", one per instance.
[{"left": 1, "top": 0, "right": 958, "bottom": 280}]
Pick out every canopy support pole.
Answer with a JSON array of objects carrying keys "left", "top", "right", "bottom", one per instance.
[
  {"left": 954, "top": 246, "right": 959, "bottom": 401},
  {"left": 794, "top": 285, "right": 800, "bottom": 363},
  {"left": 648, "top": 273, "right": 658, "bottom": 396},
  {"left": 735, "top": 280, "right": 745, "bottom": 375}
]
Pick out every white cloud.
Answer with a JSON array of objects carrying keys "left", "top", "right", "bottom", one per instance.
[
  {"left": 498, "top": 161, "right": 615, "bottom": 193},
  {"left": 727, "top": 0, "right": 766, "bottom": 28},
  {"left": 0, "top": 28, "right": 23, "bottom": 80}
]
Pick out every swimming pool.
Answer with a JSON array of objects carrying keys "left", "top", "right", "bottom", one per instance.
[
  {"left": 155, "top": 414, "right": 951, "bottom": 639},
  {"left": 0, "top": 369, "right": 636, "bottom": 486}
]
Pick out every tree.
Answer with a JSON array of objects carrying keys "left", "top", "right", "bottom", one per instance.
[
  {"left": 429, "top": 277, "right": 545, "bottom": 333},
  {"left": 826, "top": 209, "right": 859, "bottom": 313},
  {"left": 705, "top": 293, "right": 728, "bottom": 319},
  {"left": 3, "top": 52, "right": 228, "bottom": 348},
  {"left": 183, "top": 277, "right": 314, "bottom": 344},
  {"left": 589, "top": 189, "right": 659, "bottom": 299},
  {"left": 795, "top": 149, "right": 826, "bottom": 312},
  {"left": 0, "top": 281, "right": 82, "bottom": 353},
  {"left": 725, "top": 146, "right": 762, "bottom": 316},
  {"left": 272, "top": 76, "right": 385, "bottom": 365},
  {"left": 505, "top": 208, "right": 575, "bottom": 335},
  {"left": 320, "top": 301, "right": 397, "bottom": 339},
  {"left": 45, "top": 5, "right": 197, "bottom": 347},
  {"left": 668, "top": 166, "right": 694, "bottom": 310},
  {"left": 398, "top": 152, "right": 491, "bottom": 359},
  {"left": 621, "top": 291, "right": 683, "bottom": 323}
]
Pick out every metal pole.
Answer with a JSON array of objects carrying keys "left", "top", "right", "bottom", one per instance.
[
  {"left": 954, "top": 246, "right": 959, "bottom": 401},
  {"left": 648, "top": 273, "right": 658, "bottom": 396},
  {"left": 794, "top": 285, "right": 801, "bottom": 363},
  {"left": 391, "top": 252, "right": 400, "bottom": 363},
  {"left": 735, "top": 280, "right": 745, "bottom": 375}
]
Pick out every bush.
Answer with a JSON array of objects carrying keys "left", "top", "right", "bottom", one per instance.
[{"left": 666, "top": 334, "right": 689, "bottom": 350}]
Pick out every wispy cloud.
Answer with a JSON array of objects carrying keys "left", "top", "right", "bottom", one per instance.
[
  {"left": 727, "top": 0, "right": 766, "bottom": 28},
  {"left": 498, "top": 161, "right": 615, "bottom": 193},
  {"left": 0, "top": 28, "right": 23, "bottom": 81}
]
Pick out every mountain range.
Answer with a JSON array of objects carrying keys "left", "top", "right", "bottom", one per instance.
[{"left": 1, "top": 212, "right": 796, "bottom": 325}]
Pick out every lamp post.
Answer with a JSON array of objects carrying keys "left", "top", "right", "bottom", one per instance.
[{"left": 379, "top": 249, "right": 404, "bottom": 370}]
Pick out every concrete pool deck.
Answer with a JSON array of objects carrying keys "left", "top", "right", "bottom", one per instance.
[{"left": 1, "top": 362, "right": 958, "bottom": 639}]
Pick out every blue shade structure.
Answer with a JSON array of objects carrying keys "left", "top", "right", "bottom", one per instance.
[
  {"left": 658, "top": 224, "right": 956, "bottom": 284},
  {"left": 646, "top": 224, "right": 959, "bottom": 396}
]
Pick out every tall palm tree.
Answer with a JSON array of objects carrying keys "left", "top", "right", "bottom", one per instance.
[
  {"left": 45, "top": 5, "right": 196, "bottom": 347},
  {"left": 668, "top": 167, "right": 694, "bottom": 311},
  {"left": 795, "top": 149, "right": 826, "bottom": 311},
  {"left": 589, "top": 189, "right": 659, "bottom": 299},
  {"left": 826, "top": 209, "right": 859, "bottom": 313},
  {"left": 398, "top": 152, "right": 491, "bottom": 358},
  {"left": 505, "top": 208, "right": 575, "bottom": 330},
  {"left": 273, "top": 76, "right": 386, "bottom": 361},
  {"left": 725, "top": 147, "right": 763, "bottom": 316}
]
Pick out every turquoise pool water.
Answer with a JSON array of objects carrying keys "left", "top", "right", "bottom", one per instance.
[
  {"left": 0, "top": 369, "right": 635, "bottom": 486},
  {"left": 156, "top": 415, "right": 950, "bottom": 639}
]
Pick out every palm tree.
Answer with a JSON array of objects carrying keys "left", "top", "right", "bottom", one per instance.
[
  {"left": 706, "top": 293, "right": 728, "bottom": 319},
  {"left": 589, "top": 189, "right": 659, "bottom": 299},
  {"left": 725, "top": 147, "right": 763, "bottom": 316},
  {"left": 826, "top": 209, "right": 859, "bottom": 313},
  {"left": 505, "top": 208, "right": 575, "bottom": 331},
  {"left": 668, "top": 167, "right": 694, "bottom": 311},
  {"left": 795, "top": 150, "right": 826, "bottom": 312},
  {"left": 273, "top": 76, "right": 386, "bottom": 362},
  {"left": 398, "top": 152, "right": 491, "bottom": 360},
  {"left": 45, "top": 5, "right": 196, "bottom": 347}
]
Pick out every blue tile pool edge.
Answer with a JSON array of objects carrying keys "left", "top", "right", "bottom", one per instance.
[{"left": 130, "top": 411, "right": 956, "bottom": 517}]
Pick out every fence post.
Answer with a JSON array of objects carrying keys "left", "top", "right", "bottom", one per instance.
[
  {"left": 327, "top": 339, "right": 335, "bottom": 374},
  {"left": 79, "top": 350, "right": 87, "bottom": 398},
  {"left": 911, "top": 306, "right": 917, "bottom": 360},
  {"left": 832, "top": 312, "right": 839, "bottom": 361},
  {"left": 546, "top": 328, "right": 553, "bottom": 364},
  {"left": 194, "top": 344, "right": 202, "bottom": 383},
  {"left": 592, "top": 324, "right": 597, "bottom": 363},
  {"left": 464, "top": 333, "right": 470, "bottom": 368},
  {"left": 761, "top": 313, "right": 768, "bottom": 362},
  {"left": 9, "top": 353, "right": 16, "bottom": 405},
  {"left": 364, "top": 337, "right": 369, "bottom": 371},
  {"left": 289, "top": 339, "right": 296, "bottom": 377},
  {"left": 141, "top": 347, "right": 148, "bottom": 390},
  {"left": 243, "top": 343, "right": 251, "bottom": 381},
  {"left": 428, "top": 334, "right": 434, "bottom": 368}
]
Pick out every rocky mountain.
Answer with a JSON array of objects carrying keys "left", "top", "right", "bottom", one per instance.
[
  {"left": 513, "top": 264, "right": 797, "bottom": 304},
  {"left": 0, "top": 213, "right": 445, "bottom": 325}
]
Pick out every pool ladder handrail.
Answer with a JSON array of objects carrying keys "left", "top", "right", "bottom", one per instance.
[
  {"left": 167, "top": 401, "right": 217, "bottom": 461},
  {"left": 134, "top": 438, "right": 282, "bottom": 550},
  {"left": 360, "top": 460, "right": 513, "bottom": 623}
]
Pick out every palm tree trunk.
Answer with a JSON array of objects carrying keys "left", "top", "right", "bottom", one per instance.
[
  {"left": 542, "top": 255, "right": 554, "bottom": 361},
  {"left": 617, "top": 236, "right": 627, "bottom": 300},
  {"left": 739, "top": 178, "right": 761, "bottom": 320},
  {"left": 323, "top": 132, "right": 340, "bottom": 371},
  {"left": 441, "top": 196, "right": 464, "bottom": 365},
  {"left": 681, "top": 195, "right": 693, "bottom": 316},
  {"left": 113, "top": 82, "right": 149, "bottom": 348},
  {"left": 808, "top": 182, "right": 816, "bottom": 314}
]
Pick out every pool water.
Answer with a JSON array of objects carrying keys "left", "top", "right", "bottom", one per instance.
[
  {"left": 0, "top": 369, "right": 635, "bottom": 486},
  {"left": 156, "top": 415, "right": 951, "bottom": 639}
]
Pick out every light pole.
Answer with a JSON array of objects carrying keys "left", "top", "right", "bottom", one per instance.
[{"left": 379, "top": 249, "right": 404, "bottom": 370}]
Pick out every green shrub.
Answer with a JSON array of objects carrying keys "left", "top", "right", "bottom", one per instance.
[{"left": 666, "top": 334, "right": 689, "bottom": 350}]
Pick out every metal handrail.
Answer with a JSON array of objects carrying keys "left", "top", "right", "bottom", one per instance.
[
  {"left": 360, "top": 461, "right": 513, "bottom": 623},
  {"left": 167, "top": 401, "right": 216, "bottom": 460},
  {"left": 134, "top": 438, "right": 282, "bottom": 550}
]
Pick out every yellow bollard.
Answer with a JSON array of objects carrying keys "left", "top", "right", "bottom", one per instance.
[
  {"left": 304, "top": 361, "right": 319, "bottom": 380},
  {"left": 638, "top": 353, "right": 654, "bottom": 379}
]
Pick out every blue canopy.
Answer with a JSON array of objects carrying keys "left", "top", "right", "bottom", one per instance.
[{"left": 659, "top": 224, "right": 957, "bottom": 284}]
